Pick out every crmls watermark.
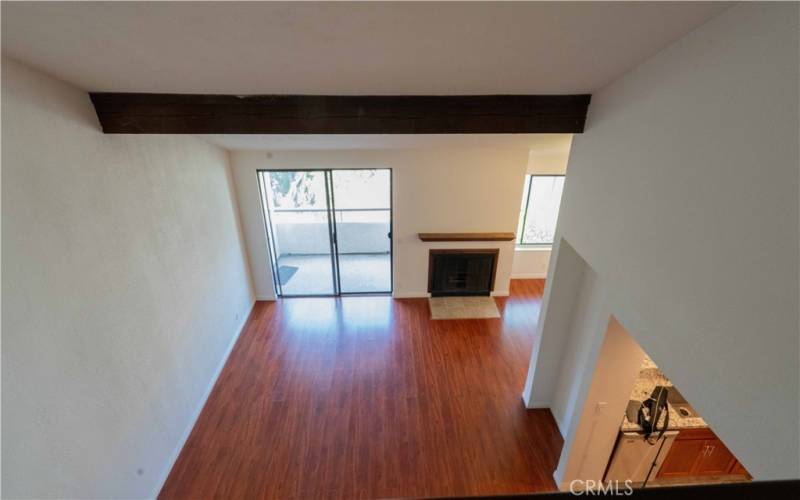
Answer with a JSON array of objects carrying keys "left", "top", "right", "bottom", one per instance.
[{"left": 569, "top": 479, "right": 634, "bottom": 496}]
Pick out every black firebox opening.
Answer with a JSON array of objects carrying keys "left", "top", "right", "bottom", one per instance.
[{"left": 427, "top": 249, "right": 499, "bottom": 297}]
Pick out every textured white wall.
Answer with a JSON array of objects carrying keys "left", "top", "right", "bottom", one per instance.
[
  {"left": 526, "top": 136, "right": 572, "bottom": 176},
  {"left": 230, "top": 149, "right": 529, "bottom": 298},
  {"left": 511, "top": 248, "right": 552, "bottom": 279},
  {"left": 1, "top": 57, "right": 255, "bottom": 498},
  {"left": 526, "top": 3, "right": 799, "bottom": 481},
  {"left": 230, "top": 164, "right": 277, "bottom": 300},
  {"left": 555, "top": 317, "right": 645, "bottom": 488},
  {"left": 522, "top": 239, "right": 589, "bottom": 410}
]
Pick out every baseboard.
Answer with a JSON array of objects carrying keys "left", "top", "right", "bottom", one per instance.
[
  {"left": 554, "top": 411, "right": 570, "bottom": 440},
  {"left": 511, "top": 273, "right": 547, "bottom": 279},
  {"left": 521, "top": 394, "right": 552, "bottom": 409},
  {"left": 554, "top": 457, "right": 568, "bottom": 490},
  {"left": 152, "top": 300, "right": 255, "bottom": 498},
  {"left": 255, "top": 294, "right": 276, "bottom": 301}
]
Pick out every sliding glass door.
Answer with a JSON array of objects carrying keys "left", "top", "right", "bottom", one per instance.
[
  {"left": 258, "top": 170, "right": 336, "bottom": 295},
  {"left": 331, "top": 169, "right": 392, "bottom": 293},
  {"left": 258, "top": 169, "right": 392, "bottom": 296}
]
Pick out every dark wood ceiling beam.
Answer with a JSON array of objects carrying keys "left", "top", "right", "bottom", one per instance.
[{"left": 88, "top": 93, "right": 591, "bottom": 134}]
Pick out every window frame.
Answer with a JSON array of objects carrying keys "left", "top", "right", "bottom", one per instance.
[{"left": 516, "top": 174, "right": 565, "bottom": 248}]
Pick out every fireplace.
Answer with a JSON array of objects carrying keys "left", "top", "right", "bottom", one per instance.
[{"left": 427, "top": 249, "right": 499, "bottom": 297}]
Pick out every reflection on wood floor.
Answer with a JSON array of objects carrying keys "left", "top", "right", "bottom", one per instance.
[{"left": 159, "top": 279, "right": 562, "bottom": 499}]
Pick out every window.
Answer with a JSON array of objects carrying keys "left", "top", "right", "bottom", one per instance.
[{"left": 516, "top": 175, "right": 565, "bottom": 246}]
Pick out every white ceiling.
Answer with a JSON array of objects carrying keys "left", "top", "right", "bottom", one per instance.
[
  {"left": 1, "top": 1, "right": 730, "bottom": 95},
  {"left": 198, "top": 133, "right": 573, "bottom": 151}
]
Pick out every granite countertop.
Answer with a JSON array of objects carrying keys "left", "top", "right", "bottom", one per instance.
[{"left": 620, "top": 357, "right": 707, "bottom": 432}]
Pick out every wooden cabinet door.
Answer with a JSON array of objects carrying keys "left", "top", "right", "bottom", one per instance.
[
  {"left": 694, "top": 439, "right": 737, "bottom": 475},
  {"left": 656, "top": 439, "right": 704, "bottom": 478},
  {"left": 729, "top": 460, "right": 751, "bottom": 478}
]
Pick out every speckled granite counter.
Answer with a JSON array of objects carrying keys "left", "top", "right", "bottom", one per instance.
[{"left": 620, "top": 356, "right": 707, "bottom": 432}]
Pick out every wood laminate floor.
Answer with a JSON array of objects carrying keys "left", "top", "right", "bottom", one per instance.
[{"left": 159, "top": 279, "right": 562, "bottom": 499}]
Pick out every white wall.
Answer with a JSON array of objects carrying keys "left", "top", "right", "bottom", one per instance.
[
  {"left": 549, "top": 250, "right": 607, "bottom": 435},
  {"left": 526, "top": 136, "right": 572, "bottom": 176},
  {"left": 524, "top": 2, "right": 799, "bottom": 482},
  {"left": 511, "top": 248, "right": 553, "bottom": 279},
  {"left": 1, "top": 57, "right": 255, "bottom": 498},
  {"left": 510, "top": 137, "right": 572, "bottom": 279},
  {"left": 231, "top": 149, "right": 529, "bottom": 298},
  {"left": 522, "top": 238, "right": 589, "bottom": 409},
  {"left": 230, "top": 163, "right": 277, "bottom": 300},
  {"left": 555, "top": 317, "right": 645, "bottom": 488}
]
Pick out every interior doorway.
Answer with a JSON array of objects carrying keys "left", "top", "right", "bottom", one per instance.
[{"left": 258, "top": 168, "right": 392, "bottom": 296}]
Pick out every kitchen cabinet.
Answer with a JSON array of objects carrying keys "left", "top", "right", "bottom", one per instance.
[
  {"left": 729, "top": 460, "right": 751, "bottom": 478},
  {"left": 657, "top": 438, "right": 705, "bottom": 477},
  {"left": 657, "top": 428, "right": 748, "bottom": 479},
  {"left": 694, "top": 439, "right": 736, "bottom": 475}
]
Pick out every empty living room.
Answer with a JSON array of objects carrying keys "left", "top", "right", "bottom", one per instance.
[{"left": 2, "top": 2, "right": 798, "bottom": 499}]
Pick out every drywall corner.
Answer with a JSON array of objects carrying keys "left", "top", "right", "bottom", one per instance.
[
  {"left": 152, "top": 301, "right": 255, "bottom": 497},
  {"left": 522, "top": 238, "right": 588, "bottom": 410}
]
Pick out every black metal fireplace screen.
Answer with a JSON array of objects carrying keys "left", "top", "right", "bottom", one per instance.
[{"left": 427, "top": 249, "right": 499, "bottom": 297}]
